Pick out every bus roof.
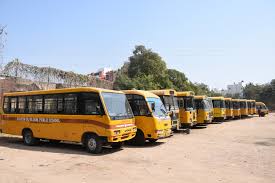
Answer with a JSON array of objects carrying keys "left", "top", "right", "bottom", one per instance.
[
  {"left": 209, "top": 96, "right": 225, "bottom": 100},
  {"left": 224, "top": 98, "right": 232, "bottom": 101},
  {"left": 123, "top": 90, "right": 160, "bottom": 98},
  {"left": 194, "top": 95, "right": 207, "bottom": 99},
  {"left": 149, "top": 89, "right": 177, "bottom": 96},
  {"left": 176, "top": 91, "right": 195, "bottom": 97},
  {"left": 239, "top": 99, "right": 247, "bottom": 102},
  {"left": 3, "top": 87, "right": 123, "bottom": 97},
  {"left": 232, "top": 99, "right": 241, "bottom": 102},
  {"left": 256, "top": 102, "right": 266, "bottom": 106}
]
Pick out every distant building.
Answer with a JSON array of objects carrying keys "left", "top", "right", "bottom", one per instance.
[
  {"left": 89, "top": 67, "right": 116, "bottom": 82},
  {"left": 213, "top": 88, "right": 222, "bottom": 94},
  {"left": 223, "top": 81, "right": 244, "bottom": 97}
]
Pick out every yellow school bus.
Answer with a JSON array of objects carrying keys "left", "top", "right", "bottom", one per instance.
[
  {"left": 123, "top": 90, "right": 172, "bottom": 145},
  {"left": 149, "top": 90, "right": 180, "bottom": 130},
  {"left": 247, "top": 100, "right": 256, "bottom": 115},
  {"left": 194, "top": 95, "right": 212, "bottom": 124},
  {"left": 224, "top": 98, "right": 234, "bottom": 119},
  {"left": 240, "top": 99, "right": 249, "bottom": 117},
  {"left": 232, "top": 99, "right": 241, "bottom": 119},
  {"left": 209, "top": 97, "right": 226, "bottom": 122},
  {"left": 0, "top": 87, "right": 137, "bottom": 154},
  {"left": 176, "top": 91, "right": 197, "bottom": 127},
  {"left": 256, "top": 102, "right": 269, "bottom": 117}
]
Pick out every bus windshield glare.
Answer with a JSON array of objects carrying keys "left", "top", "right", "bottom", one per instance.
[
  {"left": 146, "top": 97, "right": 167, "bottom": 118},
  {"left": 195, "top": 99, "right": 210, "bottom": 110},
  {"left": 101, "top": 92, "right": 134, "bottom": 120}
]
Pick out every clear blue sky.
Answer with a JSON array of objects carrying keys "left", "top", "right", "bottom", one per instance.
[{"left": 1, "top": 0, "right": 275, "bottom": 89}]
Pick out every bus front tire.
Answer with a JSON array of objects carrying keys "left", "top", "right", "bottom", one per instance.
[
  {"left": 132, "top": 130, "right": 145, "bottom": 146},
  {"left": 22, "top": 129, "right": 39, "bottom": 146},
  {"left": 111, "top": 142, "right": 123, "bottom": 149},
  {"left": 85, "top": 134, "right": 103, "bottom": 154}
]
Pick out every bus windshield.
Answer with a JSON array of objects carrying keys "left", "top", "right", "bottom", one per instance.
[
  {"left": 207, "top": 98, "right": 213, "bottom": 110},
  {"left": 195, "top": 99, "right": 210, "bottom": 110},
  {"left": 161, "top": 96, "right": 179, "bottom": 111},
  {"left": 212, "top": 100, "right": 225, "bottom": 108},
  {"left": 225, "top": 101, "right": 233, "bottom": 109},
  {"left": 101, "top": 92, "right": 134, "bottom": 120},
  {"left": 146, "top": 97, "right": 167, "bottom": 118},
  {"left": 184, "top": 96, "right": 194, "bottom": 110}
]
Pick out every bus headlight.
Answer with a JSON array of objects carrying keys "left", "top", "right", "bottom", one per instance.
[
  {"left": 155, "top": 130, "right": 164, "bottom": 134},
  {"left": 114, "top": 130, "right": 120, "bottom": 135}
]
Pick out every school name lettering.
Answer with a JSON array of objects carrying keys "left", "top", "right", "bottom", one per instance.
[{"left": 16, "top": 117, "right": 60, "bottom": 123}]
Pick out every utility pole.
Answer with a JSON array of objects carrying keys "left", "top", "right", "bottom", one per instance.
[{"left": 0, "top": 25, "right": 7, "bottom": 74}]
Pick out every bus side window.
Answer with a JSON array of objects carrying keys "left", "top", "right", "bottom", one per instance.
[
  {"left": 44, "top": 95, "right": 58, "bottom": 114},
  {"left": 3, "top": 97, "right": 10, "bottom": 113},
  {"left": 10, "top": 97, "right": 18, "bottom": 113},
  {"left": 18, "top": 96, "right": 26, "bottom": 114},
  {"left": 57, "top": 95, "right": 64, "bottom": 113},
  {"left": 64, "top": 94, "right": 77, "bottom": 114},
  {"left": 78, "top": 93, "right": 102, "bottom": 115},
  {"left": 27, "top": 96, "right": 43, "bottom": 114}
]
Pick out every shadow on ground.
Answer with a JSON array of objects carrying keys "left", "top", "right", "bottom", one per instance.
[
  {"left": 254, "top": 138, "right": 275, "bottom": 147},
  {"left": 0, "top": 136, "right": 122, "bottom": 156},
  {"left": 192, "top": 125, "right": 207, "bottom": 129},
  {"left": 124, "top": 141, "right": 165, "bottom": 148}
]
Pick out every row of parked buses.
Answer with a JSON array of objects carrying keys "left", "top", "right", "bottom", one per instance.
[{"left": 0, "top": 87, "right": 269, "bottom": 153}]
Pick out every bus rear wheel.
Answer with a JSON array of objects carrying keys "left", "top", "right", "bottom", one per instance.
[
  {"left": 85, "top": 134, "right": 103, "bottom": 154},
  {"left": 22, "top": 129, "right": 39, "bottom": 146}
]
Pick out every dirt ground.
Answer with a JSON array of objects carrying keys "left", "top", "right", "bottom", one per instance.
[{"left": 0, "top": 114, "right": 275, "bottom": 183}]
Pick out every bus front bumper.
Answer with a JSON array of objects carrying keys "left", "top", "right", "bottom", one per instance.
[
  {"left": 155, "top": 129, "right": 172, "bottom": 139},
  {"left": 107, "top": 126, "right": 137, "bottom": 142}
]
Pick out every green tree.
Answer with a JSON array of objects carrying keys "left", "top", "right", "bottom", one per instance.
[
  {"left": 243, "top": 83, "right": 261, "bottom": 99},
  {"left": 167, "top": 69, "right": 188, "bottom": 91},
  {"left": 128, "top": 45, "right": 167, "bottom": 79},
  {"left": 243, "top": 80, "right": 275, "bottom": 110},
  {"left": 114, "top": 45, "right": 172, "bottom": 90},
  {"left": 113, "top": 45, "right": 220, "bottom": 97}
]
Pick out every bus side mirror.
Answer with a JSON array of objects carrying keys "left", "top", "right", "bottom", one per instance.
[
  {"left": 96, "top": 106, "right": 103, "bottom": 116},
  {"left": 151, "top": 103, "right": 155, "bottom": 112}
]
